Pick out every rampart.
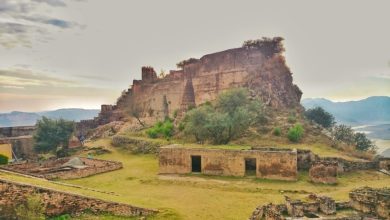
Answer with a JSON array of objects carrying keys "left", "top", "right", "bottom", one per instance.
[
  {"left": 0, "top": 178, "right": 157, "bottom": 218},
  {"left": 77, "top": 38, "right": 303, "bottom": 132},
  {"left": 159, "top": 145, "right": 298, "bottom": 181},
  {"left": 0, "top": 126, "right": 35, "bottom": 138}
]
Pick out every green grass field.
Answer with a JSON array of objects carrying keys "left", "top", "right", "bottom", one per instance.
[{"left": 1, "top": 137, "right": 389, "bottom": 219}]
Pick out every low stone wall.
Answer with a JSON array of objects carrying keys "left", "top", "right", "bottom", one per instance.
[
  {"left": 309, "top": 161, "right": 338, "bottom": 184},
  {"left": 0, "top": 136, "right": 36, "bottom": 160},
  {"left": 1, "top": 157, "right": 123, "bottom": 180},
  {"left": 159, "top": 145, "right": 298, "bottom": 181},
  {"left": 296, "top": 149, "right": 318, "bottom": 171},
  {"left": 112, "top": 135, "right": 161, "bottom": 154},
  {"left": 0, "top": 179, "right": 157, "bottom": 218},
  {"left": 322, "top": 157, "right": 378, "bottom": 173},
  {"left": 349, "top": 187, "right": 390, "bottom": 219}
]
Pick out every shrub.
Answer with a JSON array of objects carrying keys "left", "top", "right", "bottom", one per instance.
[
  {"left": 146, "top": 119, "right": 174, "bottom": 139},
  {"left": 49, "top": 214, "right": 71, "bottom": 220},
  {"left": 304, "top": 107, "right": 335, "bottom": 128},
  {"left": 0, "top": 154, "right": 8, "bottom": 165},
  {"left": 287, "top": 115, "right": 296, "bottom": 123},
  {"left": 287, "top": 124, "right": 304, "bottom": 142},
  {"left": 273, "top": 127, "right": 281, "bottom": 136},
  {"left": 354, "top": 132, "right": 376, "bottom": 151}
]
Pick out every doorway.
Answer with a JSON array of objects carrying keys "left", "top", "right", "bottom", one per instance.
[
  {"left": 191, "top": 155, "right": 202, "bottom": 172},
  {"left": 245, "top": 158, "right": 256, "bottom": 176}
]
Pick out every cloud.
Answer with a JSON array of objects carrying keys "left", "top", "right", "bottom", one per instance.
[
  {"left": 0, "top": 68, "right": 75, "bottom": 88},
  {"left": 0, "top": 0, "right": 84, "bottom": 48}
]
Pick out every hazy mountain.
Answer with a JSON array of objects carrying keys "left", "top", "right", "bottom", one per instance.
[
  {"left": 301, "top": 96, "right": 390, "bottom": 126},
  {"left": 0, "top": 108, "right": 99, "bottom": 127}
]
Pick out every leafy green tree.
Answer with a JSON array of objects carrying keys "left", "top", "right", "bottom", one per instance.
[
  {"left": 354, "top": 132, "right": 376, "bottom": 151},
  {"left": 15, "top": 194, "right": 45, "bottom": 220},
  {"left": 33, "top": 117, "right": 75, "bottom": 153},
  {"left": 304, "top": 107, "right": 335, "bottom": 128},
  {"left": 331, "top": 124, "right": 355, "bottom": 145},
  {"left": 0, "top": 154, "right": 8, "bottom": 165},
  {"left": 287, "top": 124, "right": 304, "bottom": 142},
  {"left": 183, "top": 88, "right": 264, "bottom": 144}
]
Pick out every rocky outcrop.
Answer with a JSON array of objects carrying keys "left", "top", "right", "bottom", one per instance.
[{"left": 78, "top": 38, "right": 303, "bottom": 132}]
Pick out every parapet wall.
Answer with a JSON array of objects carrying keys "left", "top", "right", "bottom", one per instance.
[
  {"left": 159, "top": 146, "right": 298, "bottom": 181},
  {"left": 0, "top": 179, "right": 157, "bottom": 218},
  {"left": 0, "top": 126, "right": 35, "bottom": 138}
]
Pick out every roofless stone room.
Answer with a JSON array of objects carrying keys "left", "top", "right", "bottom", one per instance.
[{"left": 1, "top": 1, "right": 389, "bottom": 219}]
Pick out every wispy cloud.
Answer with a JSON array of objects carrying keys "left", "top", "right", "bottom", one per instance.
[
  {"left": 0, "top": 0, "right": 84, "bottom": 48},
  {"left": 0, "top": 68, "right": 75, "bottom": 88}
]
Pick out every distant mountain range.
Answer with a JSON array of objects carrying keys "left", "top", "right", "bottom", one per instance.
[
  {"left": 301, "top": 96, "right": 390, "bottom": 126},
  {"left": 0, "top": 109, "right": 99, "bottom": 127}
]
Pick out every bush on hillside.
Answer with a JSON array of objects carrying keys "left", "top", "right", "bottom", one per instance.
[
  {"left": 33, "top": 117, "right": 75, "bottom": 153},
  {"left": 331, "top": 124, "right": 355, "bottom": 145},
  {"left": 287, "top": 124, "right": 304, "bottom": 142},
  {"left": 146, "top": 119, "right": 174, "bottom": 139},
  {"left": 273, "top": 127, "right": 281, "bottom": 136},
  {"left": 183, "top": 88, "right": 265, "bottom": 144},
  {"left": 304, "top": 107, "right": 335, "bottom": 128},
  {"left": 0, "top": 154, "right": 8, "bottom": 165},
  {"left": 15, "top": 194, "right": 45, "bottom": 220}
]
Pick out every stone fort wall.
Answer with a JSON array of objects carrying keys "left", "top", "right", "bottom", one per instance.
[
  {"left": 78, "top": 40, "right": 303, "bottom": 132},
  {"left": 159, "top": 146, "right": 298, "bottom": 181}
]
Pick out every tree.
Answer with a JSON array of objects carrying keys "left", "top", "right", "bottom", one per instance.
[
  {"left": 34, "top": 117, "right": 75, "bottom": 153},
  {"left": 304, "top": 107, "right": 335, "bottom": 128},
  {"left": 128, "top": 105, "right": 145, "bottom": 127},
  {"left": 287, "top": 124, "right": 304, "bottom": 142},
  {"left": 354, "top": 132, "right": 376, "bottom": 151},
  {"left": 183, "top": 88, "right": 264, "bottom": 144},
  {"left": 15, "top": 194, "right": 45, "bottom": 220},
  {"left": 331, "top": 124, "right": 355, "bottom": 145}
]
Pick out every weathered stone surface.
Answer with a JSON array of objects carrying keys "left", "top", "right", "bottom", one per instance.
[
  {"left": 0, "top": 136, "right": 36, "bottom": 160},
  {"left": 285, "top": 196, "right": 304, "bottom": 217},
  {"left": 159, "top": 145, "right": 298, "bottom": 181},
  {"left": 112, "top": 135, "right": 161, "bottom": 154},
  {"left": 1, "top": 157, "right": 122, "bottom": 180},
  {"left": 309, "top": 161, "right": 338, "bottom": 184},
  {"left": 317, "top": 196, "right": 337, "bottom": 215},
  {"left": 297, "top": 149, "right": 319, "bottom": 171},
  {"left": 0, "top": 179, "right": 157, "bottom": 218},
  {"left": 0, "top": 126, "right": 35, "bottom": 138},
  {"left": 349, "top": 187, "right": 390, "bottom": 219}
]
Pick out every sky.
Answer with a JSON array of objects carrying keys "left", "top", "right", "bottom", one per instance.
[{"left": 0, "top": 0, "right": 389, "bottom": 112}]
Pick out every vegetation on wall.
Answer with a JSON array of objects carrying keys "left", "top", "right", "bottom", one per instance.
[
  {"left": 304, "top": 106, "right": 335, "bottom": 128},
  {"left": 182, "top": 88, "right": 264, "bottom": 144},
  {"left": 33, "top": 117, "right": 75, "bottom": 153},
  {"left": 242, "top": 37, "right": 285, "bottom": 58}
]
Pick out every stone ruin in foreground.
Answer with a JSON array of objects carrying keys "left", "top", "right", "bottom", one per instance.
[{"left": 249, "top": 187, "right": 389, "bottom": 220}]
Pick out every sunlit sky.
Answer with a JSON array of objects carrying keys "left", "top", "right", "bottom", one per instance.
[{"left": 0, "top": 0, "right": 389, "bottom": 113}]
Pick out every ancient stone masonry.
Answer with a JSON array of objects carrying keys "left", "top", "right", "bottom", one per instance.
[
  {"left": 309, "top": 161, "right": 338, "bottom": 184},
  {"left": 0, "top": 126, "right": 35, "bottom": 138},
  {"left": 0, "top": 126, "right": 36, "bottom": 160},
  {"left": 250, "top": 187, "right": 389, "bottom": 220},
  {"left": 77, "top": 38, "right": 303, "bottom": 132},
  {"left": 349, "top": 187, "right": 390, "bottom": 219},
  {"left": 0, "top": 157, "right": 122, "bottom": 180},
  {"left": 159, "top": 145, "right": 298, "bottom": 181},
  {"left": 0, "top": 179, "right": 157, "bottom": 218}
]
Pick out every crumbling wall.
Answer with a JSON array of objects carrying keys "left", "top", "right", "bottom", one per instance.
[
  {"left": 309, "top": 161, "right": 338, "bottom": 184},
  {"left": 159, "top": 146, "right": 298, "bottom": 181},
  {"left": 0, "top": 179, "right": 157, "bottom": 218},
  {"left": 1, "top": 157, "right": 123, "bottom": 180},
  {"left": 0, "top": 136, "right": 36, "bottom": 160},
  {"left": 349, "top": 187, "right": 390, "bottom": 219}
]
